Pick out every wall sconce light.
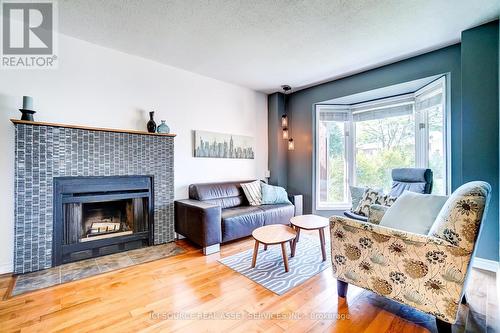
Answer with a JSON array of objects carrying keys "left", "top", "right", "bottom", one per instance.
[
  {"left": 288, "top": 138, "right": 295, "bottom": 151},
  {"left": 282, "top": 128, "right": 289, "bottom": 139},
  {"left": 281, "top": 114, "right": 288, "bottom": 128}
]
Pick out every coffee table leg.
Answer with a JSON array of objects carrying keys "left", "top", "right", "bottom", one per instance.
[
  {"left": 291, "top": 238, "right": 296, "bottom": 257},
  {"left": 251, "top": 241, "right": 259, "bottom": 268},
  {"left": 319, "top": 228, "right": 326, "bottom": 262},
  {"left": 296, "top": 228, "right": 301, "bottom": 243},
  {"left": 281, "top": 242, "right": 289, "bottom": 272},
  {"left": 264, "top": 244, "right": 268, "bottom": 251}
]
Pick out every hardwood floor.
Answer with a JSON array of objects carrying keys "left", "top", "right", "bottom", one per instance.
[{"left": 0, "top": 232, "right": 498, "bottom": 333}]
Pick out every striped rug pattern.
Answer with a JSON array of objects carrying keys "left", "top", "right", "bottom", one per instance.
[{"left": 219, "top": 234, "right": 331, "bottom": 295}]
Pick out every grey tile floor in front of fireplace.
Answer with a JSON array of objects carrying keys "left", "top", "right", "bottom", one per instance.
[{"left": 12, "top": 242, "right": 185, "bottom": 296}]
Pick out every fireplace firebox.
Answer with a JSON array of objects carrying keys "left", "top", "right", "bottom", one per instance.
[{"left": 53, "top": 176, "right": 154, "bottom": 265}]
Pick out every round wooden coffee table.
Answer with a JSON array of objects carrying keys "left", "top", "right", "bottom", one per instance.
[
  {"left": 251, "top": 224, "right": 297, "bottom": 272},
  {"left": 290, "top": 214, "right": 329, "bottom": 261}
]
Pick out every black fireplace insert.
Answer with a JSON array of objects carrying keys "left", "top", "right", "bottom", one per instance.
[{"left": 53, "top": 176, "right": 154, "bottom": 265}]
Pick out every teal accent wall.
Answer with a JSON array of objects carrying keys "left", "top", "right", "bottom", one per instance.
[
  {"left": 461, "top": 21, "right": 499, "bottom": 261},
  {"left": 284, "top": 44, "right": 462, "bottom": 215},
  {"left": 269, "top": 20, "right": 500, "bottom": 261}
]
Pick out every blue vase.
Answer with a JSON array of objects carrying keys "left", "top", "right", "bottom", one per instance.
[{"left": 157, "top": 120, "right": 170, "bottom": 134}]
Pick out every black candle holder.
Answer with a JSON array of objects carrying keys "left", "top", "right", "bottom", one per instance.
[{"left": 19, "top": 109, "right": 36, "bottom": 121}]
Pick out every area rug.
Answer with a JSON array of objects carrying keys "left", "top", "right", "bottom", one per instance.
[
  {"left": 219, "top": 234, "right": 331, "bottom": 295},
  {"left": 11, "top": 242, "right": 185, "bottom": 297}
]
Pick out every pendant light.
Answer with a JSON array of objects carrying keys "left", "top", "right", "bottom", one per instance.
[
  {"left": 281, "top": 115, "right": 288, "bottom": 128},
  {"left": 280, "top": 85, "right": 294, "bottom": 150},
  {"left": 282, "top": 128, "right": 289, "bottom": 139}
]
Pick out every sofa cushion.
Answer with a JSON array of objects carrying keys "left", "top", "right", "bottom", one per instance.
[
  {"left": 259, "top": 204, "right": 295, "bottom": 226},
  {"left": 189, "top": 181, "right": 253, "bottom": 209},
  {"left": 221, "top": 206, "right": 265, "bottom": 242},
  {"left": 380, "top": 191, "right": 448, "bottom": 235},
  {"left": 429, "top": 181, "right": 491, "bottom": 251}
]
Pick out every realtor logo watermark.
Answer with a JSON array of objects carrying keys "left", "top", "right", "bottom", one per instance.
[{"left": 1, "top": 0, "right": 58, "bottom": 68}]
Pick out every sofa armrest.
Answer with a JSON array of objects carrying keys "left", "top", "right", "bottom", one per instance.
[
  {"left": 174, "top": 199, "right": 222, "bottom": 247},
  {"left": 288, "top": 194, "right": 303, "bottom": 216},
  {"left": 367, "top": 204, "right": 389, "bottom": 224}
]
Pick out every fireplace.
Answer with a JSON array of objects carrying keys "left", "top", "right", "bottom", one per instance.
[{"left": 53, "top": 176, "right": 154, "bottom": 265}]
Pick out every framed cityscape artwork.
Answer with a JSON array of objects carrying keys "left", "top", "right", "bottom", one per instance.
[{"left": 194, "top": 130, "right": 255, "bottom": 159}]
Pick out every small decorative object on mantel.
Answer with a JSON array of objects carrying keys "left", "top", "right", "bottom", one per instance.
[
  {"left": 147, "top": 111, "right": 156, "bottom": 133},
  {"left": 19, "top": 96, "right": 36, "bottom": 121},
  {"left": 157, "top": 120, "right": 170, "bottom": 134}
]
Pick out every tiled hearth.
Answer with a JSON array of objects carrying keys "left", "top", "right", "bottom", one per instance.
[
  {"left": 12, "top": 120, "right": 176, "bottom": 274},
  {"left": 12, "top": 242, "right": 185, "bottom": 296}
]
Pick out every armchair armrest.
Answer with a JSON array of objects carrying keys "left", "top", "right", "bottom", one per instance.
[
  {"left": 367, "top": 204, "right": 389, "bottom": 224},
  {"left": 331, "top": 215, "right": 457, "bottom": 247},
  {"left": 329, "top": 215, "right": 472, "bottom": 324},
  {"left": 288, "top": 194, "right": 303, "bottom": 216},
  {"left": 174, "top": 199, "right": 222, "bottom": 247}
]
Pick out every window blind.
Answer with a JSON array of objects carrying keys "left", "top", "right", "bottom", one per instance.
[
  {"left": 319, "top": 110, "right": 350, "bottom": 122},
  {"left": 352, "top": 103, "right": 413, "bottom": 122},
  {"left": 415, "top": 88, "right": 443, "bottom": 111}
]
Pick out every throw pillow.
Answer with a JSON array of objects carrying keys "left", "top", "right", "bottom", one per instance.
[
  {"left": 261, "top": 183, "right": 292, "bottom": 205},
  {"left": 379, "top": 191, "right": 448, "bottom": 235},
  {"left": 241, "top": 180, "right": 262, "bottom": 206},
  {"left": 354, "top": 188, "right": 384, "bottom": 216},
  {"left": 367, "top": 204, "right": 389, "bottom": 225},
  {"left": 379, "top": 193, "right": 398, "bottom": 207},
  {"left": 349, "top": 186, "right": 366, "bottom": 211}
]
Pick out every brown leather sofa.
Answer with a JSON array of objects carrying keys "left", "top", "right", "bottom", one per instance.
[{"left": 174, "top": 180, "right": 303, "bottom": 254}]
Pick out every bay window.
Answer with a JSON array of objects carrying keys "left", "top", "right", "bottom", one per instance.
[{"left": 316, "top": 77, "right": 448, "bottom": 210}]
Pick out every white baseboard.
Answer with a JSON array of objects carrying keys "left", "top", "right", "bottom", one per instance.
[
  {"left": 0, "top": 262, "right": 13, "bottom": 275},
  {"left": 473, "top": 257, "right": 499, "bottom": 272}
]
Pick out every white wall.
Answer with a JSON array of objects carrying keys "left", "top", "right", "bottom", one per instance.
[{"left": 0, "top": 34, "right": 268, "bottom": 273}]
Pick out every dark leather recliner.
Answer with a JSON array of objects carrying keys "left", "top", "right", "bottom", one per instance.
[
  {"left": 388, "top": 168, "right": 433, "bottom": 196},
  {"left": 344, "top": 168, "right": 433, "bottom": 221},
  {"left": 175, "top": 181, "right": 303, "bottom": 254}
]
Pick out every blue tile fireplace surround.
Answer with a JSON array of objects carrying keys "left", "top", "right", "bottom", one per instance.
[{"left": 12, "top": 120, "right": 175, "bottom": 274}]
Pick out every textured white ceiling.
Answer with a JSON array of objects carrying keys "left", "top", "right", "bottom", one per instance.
[{"left": 58, "top": 0, "right": 500, "bottom": 93}]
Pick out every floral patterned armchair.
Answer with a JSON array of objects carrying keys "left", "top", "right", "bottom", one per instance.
[{"left": 329, "top": 181, "right": 491, "bottom": 333}]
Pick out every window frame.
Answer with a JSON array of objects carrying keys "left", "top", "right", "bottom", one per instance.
[
  {"left": 314, "top": 77, "right": 449, "bottom": 211},
  {"left": 315, "top": 104, "right": 352, "bottom": 210},
  {"left": 414, "top": 76, "right": 450, "bottom": 195}
]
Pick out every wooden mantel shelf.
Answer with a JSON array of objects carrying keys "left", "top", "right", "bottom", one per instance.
[{"left": 10, "top": 119, "right": 176, "bottom": 137}]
